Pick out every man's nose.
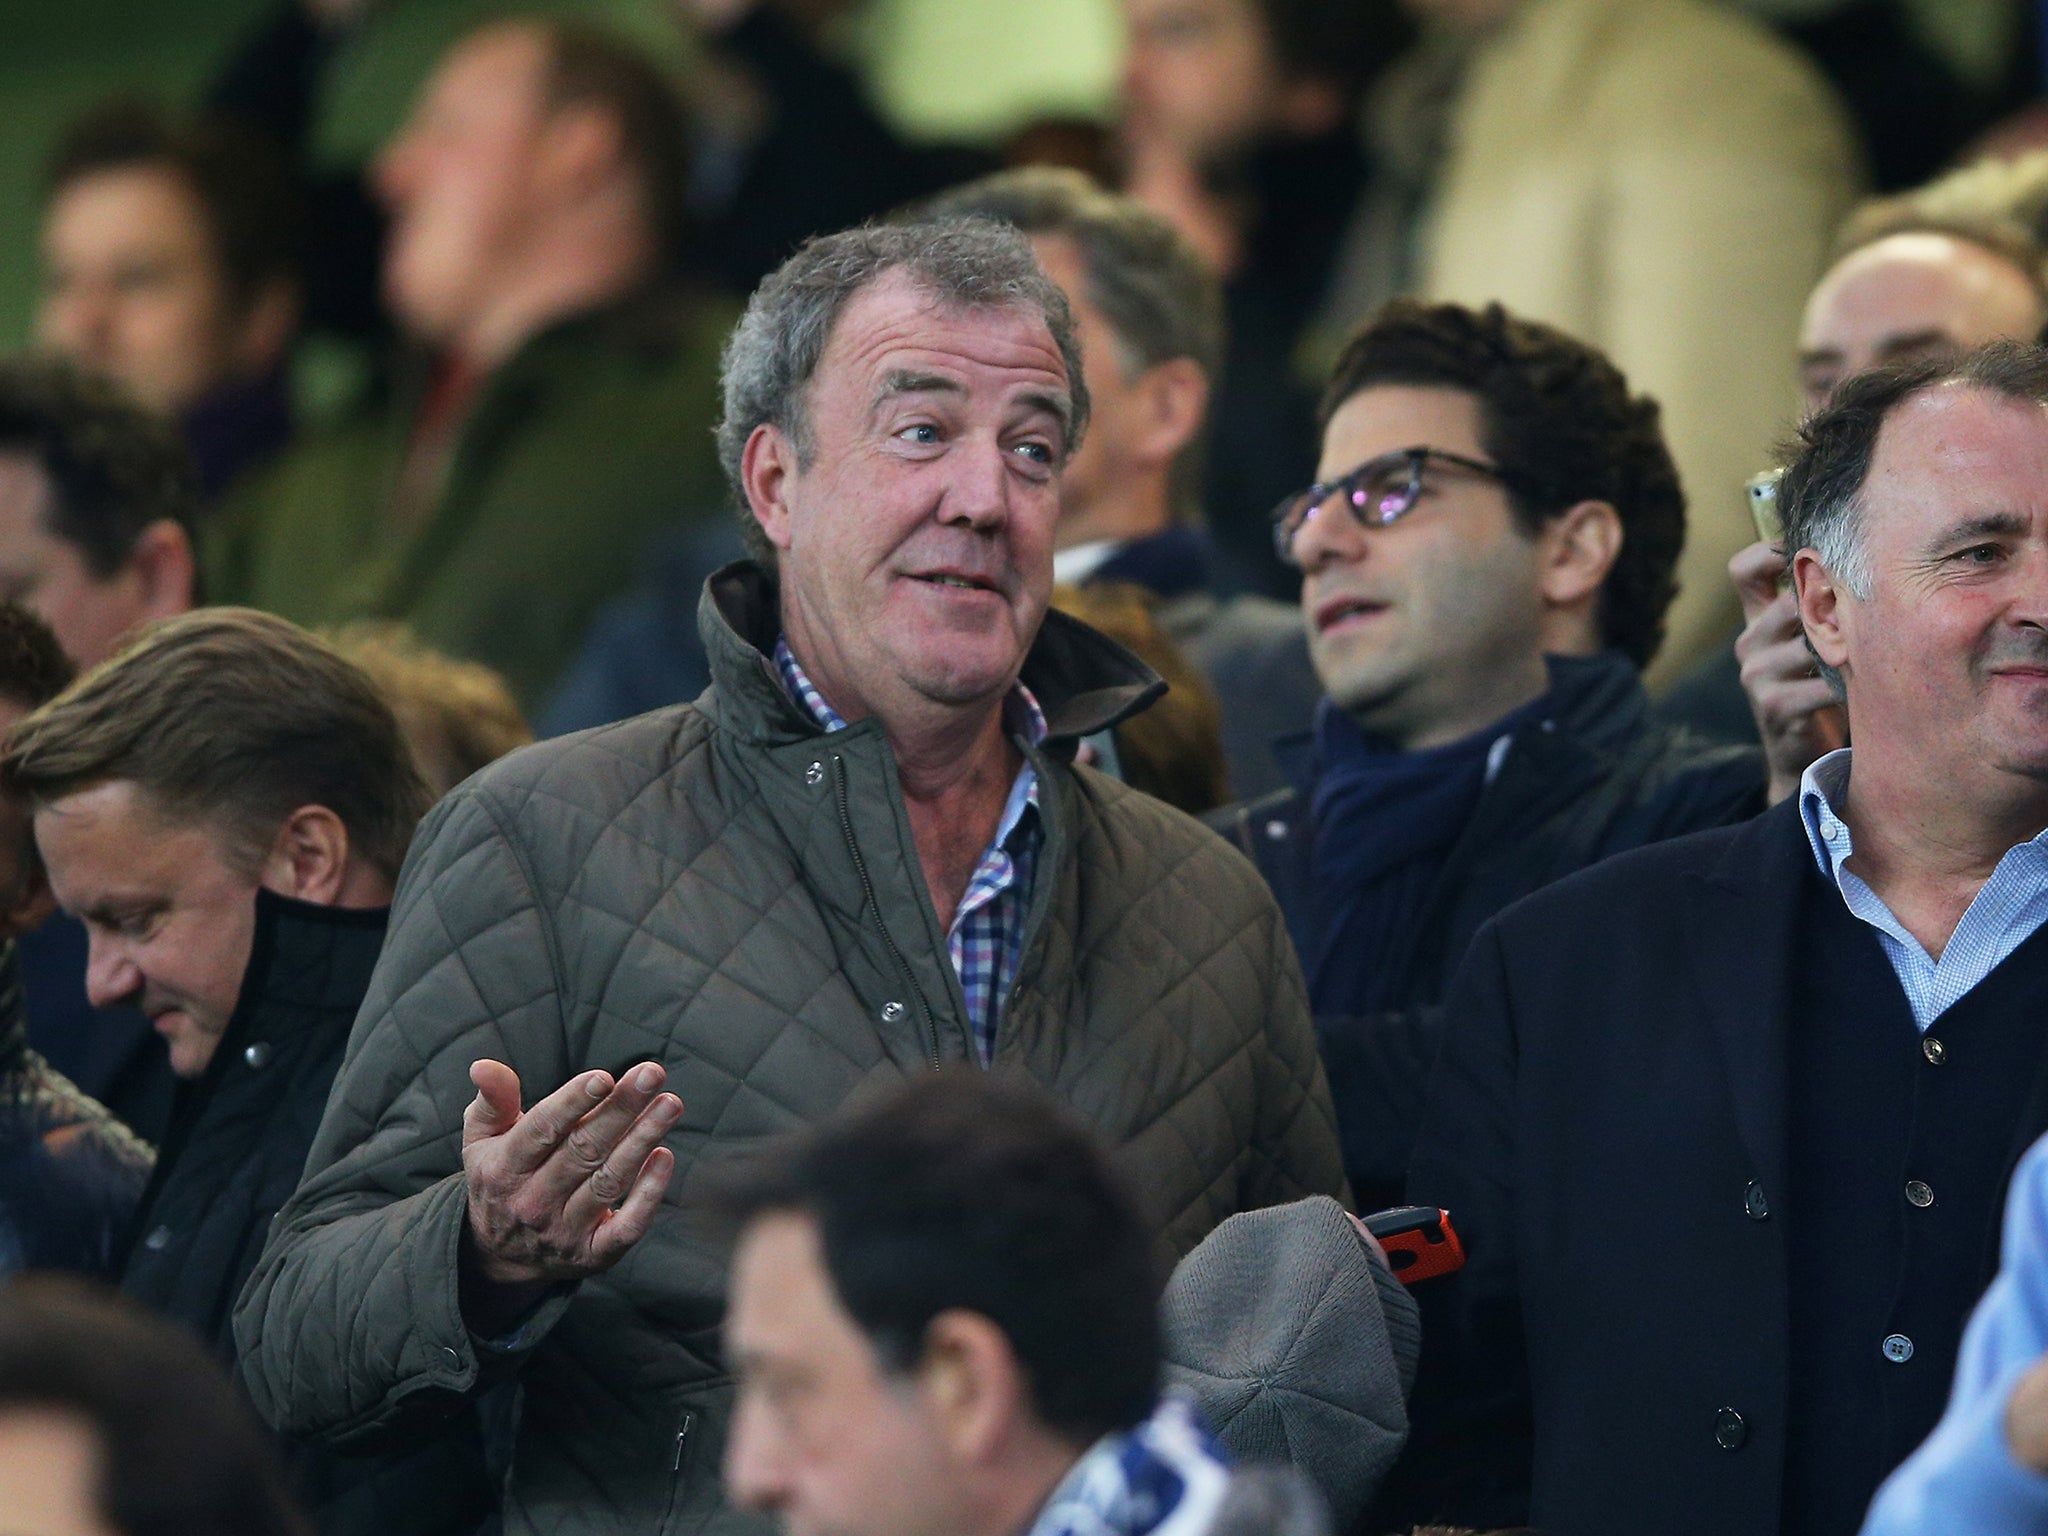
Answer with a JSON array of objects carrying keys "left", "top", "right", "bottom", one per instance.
[
  {"left": 722, "top": 1396, "right": 788, "bottom": 1515},
  {"left": 83, "top": 936, "right": 140, "bottom": 1011},
  {"left": 940, "top": 440, "right": 1010, "bottom": 529}
]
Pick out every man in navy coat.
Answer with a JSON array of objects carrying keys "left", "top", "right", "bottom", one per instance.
[{"left": 1382, "top": 341, "right": 2048, "bottom": 1536}]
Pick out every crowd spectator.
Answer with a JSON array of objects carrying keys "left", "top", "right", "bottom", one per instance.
[
  {"left": 1216, "top": 299, "right": 1761, "bottom": 1207},
  {"left": 722, "top": 1069, "right": 1413, "bottom": 1536},
  {"left": 37, "top": 101, "right": 303, "bottom": 503},
  {"left": 0, "top": 355, "right": 201, "bottom": 1144},
  {"left": 208, "top": 15, "right": 732, "bottom": 709},
  {"left": 923, "top": 168, "right": 1318, "bottom": 798},
  {"left": 0, "top": 607, "right": 494, "bottom": 1534},
  {"left": 1387, "top": 343, "right": 2048, "bottom": 1536},
  {"left": 0, "top": 602, "right": 151, "bottom": 1284},
  {"left": 1407, "top": 0, "right": 1862, "bottom": 688},
  {"left": 1664, "top": 180, "right": 2048, "bottom": 773},
  {"left": 234, "top": 217, "right": 1343, "bottom": 1536},
  {"left": 329, "top": 620, "right": 532, "bottom": 797},
  {"left": 0, "top": 1276, "right": 309, "bottom": 1536},
  {"left": 1860, "top": 1128, "right": 2048, "bottom": 1535},
  {"left": 1120, "top": 0, "right": 1413, "bottom": 599}
]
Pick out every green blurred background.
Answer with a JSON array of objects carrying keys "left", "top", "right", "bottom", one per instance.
[{"left": 0, "top": 0, "right": 1127, "bottom": 351}]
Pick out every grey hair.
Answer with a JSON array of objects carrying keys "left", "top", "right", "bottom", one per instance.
[
  {"left": 714, "top": 217, "right": 1091, "bottom": 565},
  {"left": 920, "top": 167, "right": 1222, "bottom": 521},
  {"left": 1778, "top": 340, "right": 2048, "bottom": 692}
]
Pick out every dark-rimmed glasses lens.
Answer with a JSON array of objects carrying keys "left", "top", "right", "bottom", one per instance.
[{"left": 1271, "top": 449, "right": 1429, "bottom": 564}]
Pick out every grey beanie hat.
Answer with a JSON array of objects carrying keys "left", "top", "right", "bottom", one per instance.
[{"left": 1159, "top": 1195, "right": 1422, "bottom": 1531}]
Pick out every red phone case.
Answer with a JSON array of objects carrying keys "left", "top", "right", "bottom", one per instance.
[{"left": 1373, "top": 1208, "right": 1466, "bottom": 1285}]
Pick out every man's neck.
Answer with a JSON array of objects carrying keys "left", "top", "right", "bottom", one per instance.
[
  {"left": 1836, "top": 748, "right": 2048, "bottom": 959},
  {"left": 446, "top": 224, "right": 654, "bottom": 373},
  {"left": 1056, "top": 479, "right": 1172, "bottom": 556}
]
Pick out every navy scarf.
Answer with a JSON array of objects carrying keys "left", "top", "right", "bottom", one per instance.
[{"left": 1307, "top": 693, "right": 1548, "bottom": 1014}]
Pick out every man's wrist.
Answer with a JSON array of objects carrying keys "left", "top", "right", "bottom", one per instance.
[{"left": 457, "top": 1217, "right": 557, "bottom": 1338}]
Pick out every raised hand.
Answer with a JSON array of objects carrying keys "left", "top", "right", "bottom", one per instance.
[
  {"left": 462, "top": 1058, "right": 681, "bottom": 1289},
  {"left": 1731, "top": 539, "right": 1845, "bottom": 805}
]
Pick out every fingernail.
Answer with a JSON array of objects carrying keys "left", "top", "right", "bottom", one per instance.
[
  {"left": 586, "top": 1074, "right": 609, "bottom": 1100},
  {"left": 634, "top": 1064, "right": 661, "bottom": 1091}
]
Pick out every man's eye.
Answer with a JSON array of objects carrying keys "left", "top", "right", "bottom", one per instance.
[
  {"left": 1013, "top": 440, "right": 1054, "bottom": 466},
  {"left": 1958, "top": 544, "right": 2004, "bottom": 565},
  {"left": 897, "top": 424, "right": 939, "bottom": 445}
]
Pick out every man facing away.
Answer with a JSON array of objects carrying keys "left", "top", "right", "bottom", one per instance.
[
  {"left": 1216, "top": 298, "right": 1761, "bottom": 1207},
  {"left": 1385, "top": 342, "right": 2048, "bottom": 1536},
  {"left": 210, "top": 15, "right": 731, "bottom": 709},
  {"left": 233, "top": 217, "right": 1343, "bottom": 1536},
  {"left": 0, "top": 607, "right": 492, "bottom": 1535}
]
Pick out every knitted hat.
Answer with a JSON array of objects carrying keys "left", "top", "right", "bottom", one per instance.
[{"left": 1159, "top": 1196, "right": 1422, "bottom": 1530}]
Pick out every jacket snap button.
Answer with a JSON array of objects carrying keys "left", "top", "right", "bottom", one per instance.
[
  {"left": 1905, "top": 1180, "right": 1934, "bottom": 1209},
  {"left": 1923, "top": 1036, "right": 1947, "bottom": 1065},
  {"left": 1714, "top": 1407, "right": 1747, "bottom": 1450},
  {"left": 244, "top": 1041, "right": 272, "bottom": 1069},
  {"left": 1743, "top": 1181, "right": 1769, "bottom": 1220},
  {"left": 1883, "top": 1334, "right": 1915, "bottom": 1364},
  {"left": 880, "top": 1001, "right": 906, "bottom": 1023},
  {"left": 443, "top": 1346, "right": 462, "bottom": 1368},
  {"left": 143, "top": 1225, "right": 172, "bottom": 1252},
  {"left": 805, "top": 761, "right": 825, "bottom": 786},
  {"left": 1264, "top": 819, "right": 1288, "bottom": 841}
]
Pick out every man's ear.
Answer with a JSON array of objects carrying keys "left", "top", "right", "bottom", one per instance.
[
  {"left": 1130, "top": 357, "right": 1209, "bottom": 472},
  {"left": 259, "top": 805, "right": 352, "bottom": 905},
  {"left": 916, "top": 1309, "right": 1036, "bottom": 1467},
  {"left": 534, "top": 101, "right": 628, "bottom": 207},
  {"left": 1792, "top": 547, "right": 1850, "bottom": 679},
  {"left": 740, "top": 423, "right": 801, "bottom": 557},
  {"left": 229, "top": 278, "right": 301, "bottom": 378},
  {"left": 1537, "top": 499, "right": 1623, "bottom": 609},
  {"left": 128, "top": 520, "right": 196, "bottom": 622}
]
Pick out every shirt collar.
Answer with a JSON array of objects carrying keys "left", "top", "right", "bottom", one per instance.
[
  {"left": 1797, "top": 746, "right": 1857, "bottom": 880},
  {"left": 1053, "top": 539, "right": 1122, "bottom": 586},
  {"left": 773, "top": 636, "right": 1049, "bottom": 748}
]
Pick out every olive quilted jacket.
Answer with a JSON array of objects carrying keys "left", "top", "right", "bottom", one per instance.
[{"left": 234, "top": 561, "right": 1345, "bottom": 1536}]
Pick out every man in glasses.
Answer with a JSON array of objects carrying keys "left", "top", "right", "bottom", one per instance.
[{"left": 1217, "top": 298, "right": 1763, "bottom": 1208}]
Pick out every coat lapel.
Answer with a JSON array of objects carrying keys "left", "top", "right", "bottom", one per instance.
[{"left": 1679, "top": 799, "right": 1812, "bottom": 1200}]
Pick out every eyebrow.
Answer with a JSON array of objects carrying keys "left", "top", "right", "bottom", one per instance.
[
  {"left": 1798, "top": 347, "right": 1843, "bottom": 371},
  {"left": 1930, "top": 511, "right": 2030, "bottom": 548},
  {"left": 1873, "top": 329, "right": 1956, "bottom": 361},
  {"left": 869, "top": 371, "right": 1074, "bottom": 438}
]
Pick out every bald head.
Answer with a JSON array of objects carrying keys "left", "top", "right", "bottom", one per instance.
[{"left": 1799, "top": 231, "right": 2047, "bottom": 417}]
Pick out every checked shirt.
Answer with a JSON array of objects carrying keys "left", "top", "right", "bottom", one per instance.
[{"left": 774, "top": 637, "right": 1046, "bottom": 1064}]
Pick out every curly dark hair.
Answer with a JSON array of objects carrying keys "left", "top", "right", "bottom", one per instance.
[
  {"left": 0, "top": 355, "right": 199, "bottom": 579},
  {"left": 1318, "top": 300, "right": 1686, "bottom": 669}
]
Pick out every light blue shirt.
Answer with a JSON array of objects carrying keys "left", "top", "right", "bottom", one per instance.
[
  {"left": 1860, "top": 1130, "right": 2048, "bottom": 1535},
  {"left": 1798, "top": 748, "right": 2048, "bottom": 1031}
]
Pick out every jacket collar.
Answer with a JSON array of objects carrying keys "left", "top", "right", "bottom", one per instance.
[{"left": 697, "top": 560, "right": 1167, "bottom": 748}]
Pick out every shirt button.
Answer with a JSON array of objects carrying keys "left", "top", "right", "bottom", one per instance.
[
  {"left": 1923, "top": 1037, "right": 1947, "bottom": 1065},
  {"left": 1744, "top": 1182, "right": 1770, "bottom": 1221},
  {"left": 243, "top": 1041, "right": 272, "bottom": 1070},
  {"left": 1883, "top": 1334, "right": 1915, "bottom": 1364},
  {"left": 880, "top": 1001, "right": 906, "bottom": 1023},
  {"left": 142, "top": 1225, "right": 172, "bottom": 1252},
  {"left": 1714, "top": 1407, "right": 1748, "bottom": 1450},
  {"left": 1906, "top": 1180, "right": 1935, "bottom": 1209}
]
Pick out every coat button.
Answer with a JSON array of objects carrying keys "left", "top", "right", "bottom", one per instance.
[
  {"left": 1923, "top": 1037, "right": 1947, "bottom": 1065},
  {"left": 1883, "top": 1334, "right": 1915, "bottom": 1364},
  {"left": 142, "top": 1225, "right": 172, "bottom": 1252},
  {"left": 1264, "top": 819, "right": 1288, "bottom": 841},
  {"left": 1744, "top": 1181, "right": 1770, "bottom": 1220},
  {"left": 805, "top": 761, "right": 825, "bottom": 786},
  {"left": 1714, "top": 1407, "right": 1747, "bottom": 1450},
  {"left": 1905, "top": 1180, "right": 1935, "bottom": 1209},
  {"left": 243, "top": 1041, "right": 272, "bottom": 1069},
  {"left": 880, "top": 1001, "right": 906, "bottom": 1023}
]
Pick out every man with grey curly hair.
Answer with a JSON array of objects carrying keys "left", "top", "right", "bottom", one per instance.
[{"left": 236, "top": 216, "right": 1345, "bottom": 1536}]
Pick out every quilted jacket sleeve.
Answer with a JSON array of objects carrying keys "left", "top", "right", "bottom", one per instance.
[
  {"left": 233, "top": 787, "right": 576, "bottom": 1446},
  {"left": 1244, "top": 891, "right": 1349, "bottom": 1211}
]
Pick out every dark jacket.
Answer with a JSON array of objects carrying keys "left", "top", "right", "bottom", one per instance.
[
  {"left": 0, "top": 939, "right": 153, "bottom": 1281},
  {"left": 1217, "top": 650, "right": 1764, "bottom": 1206},
  {"left": 1381, "top": 799, "right": 2048, "bottom": 1536},
  {"left": 123, "top": 891, "right": 493, "bottom": 1536},
  {"left": 235, "top": 560, "right": 1345, "bottom": 1536}
]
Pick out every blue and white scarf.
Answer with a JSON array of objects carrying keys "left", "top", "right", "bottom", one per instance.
[{"left": 1027, "top": 1395, "right": 1233, "bottom": 1536}]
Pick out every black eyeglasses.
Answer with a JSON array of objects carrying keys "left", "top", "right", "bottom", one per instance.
[{"left": 1270, "top": 446, "right": 1541, "bottom": 564}]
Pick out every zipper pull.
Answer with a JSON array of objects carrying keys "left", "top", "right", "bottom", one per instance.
[{"left": 672, "top": 1410, "right": 696, "bottom": 1472}]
